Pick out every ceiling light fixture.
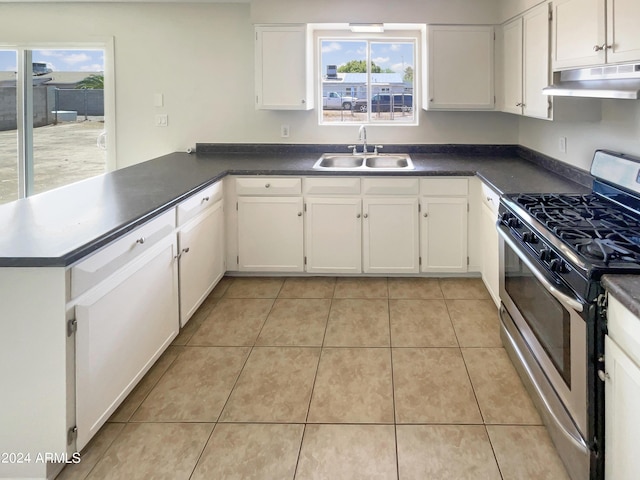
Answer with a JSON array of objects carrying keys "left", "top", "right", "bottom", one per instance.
[{"left": 349, "top": 23, "right": 384, "bottom": 33}]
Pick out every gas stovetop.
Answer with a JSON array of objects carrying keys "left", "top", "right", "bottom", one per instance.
[{"left": 509, "top": 193, "right": 640, "bottom": 266}]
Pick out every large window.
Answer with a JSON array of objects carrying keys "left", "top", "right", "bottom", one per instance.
[
  {"left": 319, "top": 32, "right": 417, "bottom": 125},
  {"left": 0, "top": 45, "right": 112, "bottom": 205}
]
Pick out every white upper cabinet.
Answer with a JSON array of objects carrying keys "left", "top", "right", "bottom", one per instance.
[
  {"left": 426, "top": 25, "right": 495, "bottom": 110},
  {"left": 552, "top": 0, "right": 640, "bottom": 69},
  {"left": 254, "top": 24, "right": 313, "bottom": 110},
  {"left": 523, "top": 4, "right": 552, "bottom": 119},
  {"left": 502, "top": 3, "right": 551, "bottom": 119},
  {"left": 606, "top": 0, "right": 640, "bottom": 64},
  {"left": 502, "top": 18, "right": 524, "bottom": 115},
  {"left": 552, "top": 0, "right": 605, "bottom": 69}
]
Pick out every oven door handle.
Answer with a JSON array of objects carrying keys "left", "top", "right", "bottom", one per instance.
[{"left": 498, "top": 227, "right": 584, "bottom": 313}]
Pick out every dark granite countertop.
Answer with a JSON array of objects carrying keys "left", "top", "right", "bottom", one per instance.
[
  {"left": 0, "top": 144, "right": 592, "bottom": 267},
  {"left": 602, "top": 275, "right": 640, "bottom": 319}
]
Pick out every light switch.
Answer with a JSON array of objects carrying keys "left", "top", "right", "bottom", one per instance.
[
  {"left": 153, "top": 93, "right": 164, "bottom": 107},
  {"left": 155, "top": 114, "right": 168, "bottom": 127}
]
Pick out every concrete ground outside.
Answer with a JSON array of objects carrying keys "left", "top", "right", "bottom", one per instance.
[{"left": 0, "top": 119, "right": 106, "bottom": 205}]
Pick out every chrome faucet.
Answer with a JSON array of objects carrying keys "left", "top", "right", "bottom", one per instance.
[{"left": 358, "top": 125, "right": 368, "bottom": 154}]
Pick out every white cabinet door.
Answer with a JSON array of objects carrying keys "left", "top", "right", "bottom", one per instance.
[
  {"left": 75, "top": 234, "right": 179, "bottom": 450},
  {"left": 606, "top": 0, "right": 640, "bottom": 64},
  {"left": 502, "top": 4, "right": 551, "bottom": 119},
  {"left": 605, "top": 334, "right": 640, "bottom": 480},
  {"left": 427, "top": 25, "right": 495, "bottom": 110},
  {"left": 502, "top": 17, "right": 523, "bottom": 115},
  {"left": 177, "top": 199, "right": 224, "bottom": 326},
  {"left": 255, "top": 25, "right": 313, "bottom": 110},
  {"left": 552, "top": 0, "right": 606, "bottom": 69},
  {"left": 523, "top": 3, "right": 551, "bottom": 119},
  {"left": 480, "top": 201, "right": 500, "bottom": 306},
  {"left": 421, "top": 197, "right": 468, "bottom": 273},
  {"left": 237, "top": 196, "right": 304, "bottom": 272},
  {"left": 305, "top": 197, "right": 362, "bottom": 274},
  {"left": 363, "top": 197, "right": 420, "bottom": 274}
]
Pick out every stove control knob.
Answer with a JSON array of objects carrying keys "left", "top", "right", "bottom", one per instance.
[
  {"left": 549, "top": 258, "right": 565, "bottom": 273},
  {"left": 539, "top": 248, "right": 552, "bottom": 262},
  {"left": 522, "top": 232, "right": 538, "bottom": 244},
  {"left": 507, "top": 217, "right": 521, "bottom": 228}
]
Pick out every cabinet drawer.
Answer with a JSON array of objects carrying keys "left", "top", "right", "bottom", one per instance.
[
  {"left": 177, "top": 181, "right": 223, "bottom": 226},
  {"left": 236, "top": 177, "right": 301, "bottom": 195},
  {"left": 303, "top": 177, "right": 360, "bottom": 195},
  {"left": 481, "top": 182, "right": 500, "bottom": 215},
  {"left": 362, "top": 178, "right": 419, "bottom": 195},
  {"left": 71, "top": 209, "right": 176, "bottom": 298},
  {"left": 421, "top": 178, "right": 468, "bottom": 196}
]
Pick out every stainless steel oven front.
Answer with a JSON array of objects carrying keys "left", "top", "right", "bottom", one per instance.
[{"left": 498, "top": 225, "right": 590, "bottom": 480}]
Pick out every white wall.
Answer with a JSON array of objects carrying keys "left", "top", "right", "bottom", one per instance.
[
  {"left": 251, "top": 0, "right": 499, "bottom": 24},
  {"left": 519, "top": 101, "right": 640, "bottom": 171},
  {"left": 2, "top": 1, "right": 518, "bottom": 169}
]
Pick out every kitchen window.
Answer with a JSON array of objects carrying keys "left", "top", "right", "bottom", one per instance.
[
  {"left": 0, "top": 42, "right": 114, "bottom": 205},
  {"left": 318, "top": 30, "right": 418, "bottom": 126}
]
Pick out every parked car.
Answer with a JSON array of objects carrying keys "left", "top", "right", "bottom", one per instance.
[
  {"left": 322, "top": 91, "right": 357, "bottom": 110},
  {"left": 354, "top": 94, "right": 413, "bottom": 113}
]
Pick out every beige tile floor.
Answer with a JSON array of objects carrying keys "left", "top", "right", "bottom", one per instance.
[{"left": 57, "top": 276, "right": 570, "bottom": 480}]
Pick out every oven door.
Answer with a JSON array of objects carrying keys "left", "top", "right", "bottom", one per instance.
[{"left": 498, "top": 225, "right": 590, "bottom": 480}]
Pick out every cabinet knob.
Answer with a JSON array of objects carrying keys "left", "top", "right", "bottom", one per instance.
[
  {"left": 136, "top": 237, "right": 145, "bottom": 245},
  {"left": 597, "top": 370, "right": 609, "bottom": 381},
  {"left": 356, "top": 213, "right": 361, "bottom": 218},
  {"left": 301, "top": 99, "right": 306, "bottom": 104},
  {"left": 423, "top": 213, "right": 428, "bottom": 217},
  {"left": 265, "top": 183, "right": 271, "bottom": 188},
  {"left": 516, "top": 102, "right": 523, "bottom": 107},
  {"left": 297, "top": 212, "right": 302, "bottom": 216},
  {"left": 486, "top": 196, "right": 493, "bottom": 203},
  {"left": 593, "top": 44, "right": 611, "bottom": 51},
  {"left": 202, "top": 196, "right": 210, "bottom": 203},
  {"left": 363, "top": 213, "right": 368, "bottom": 218}
]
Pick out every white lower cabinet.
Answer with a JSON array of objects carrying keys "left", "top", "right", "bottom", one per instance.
[
  {"left": 305, "top": 197, "right": 362, "bottom": 274},
  {"left": 363, "top": 197, "right": 420, "bottom": 274},
  {"left": 75, "top": 233, "right": 179, "bottom": 450},
  {"left": 604, "top": 294, "right": 640, "bottom": 480},
  {"left": 177, "top": 199, "right": 225, "bottom": 326},
  {"left": 420, "top": 178, "right": 469, "bottom": 273},
  {"left": 237, "top": 196, "right": 304, "bottom": 271},
  {"left": 480, "top": 183, "right": 500, "bottom": 306}
]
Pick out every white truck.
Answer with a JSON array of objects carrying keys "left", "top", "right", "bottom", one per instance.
[{"left": 322, "top": 91, "right": 356, "bottom": 110}]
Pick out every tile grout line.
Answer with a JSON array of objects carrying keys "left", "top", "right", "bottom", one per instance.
[{"left": 387, "top": 279, "right": 403, "bottom": 480}]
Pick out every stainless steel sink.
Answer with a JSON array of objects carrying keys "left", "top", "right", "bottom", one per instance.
[
  {"left": 313, "top": 153, "right": 414, "bottom": 171},
  {"left": 315, "top": 155, "right": 365, "bottom": 169},
  {"left": 365, "top": 155, "right": 411, "bottom": 169}
]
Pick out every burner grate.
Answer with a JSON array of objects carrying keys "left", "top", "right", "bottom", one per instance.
[{"left": 515, "top": 193, "right": 640, "bottom": 265}]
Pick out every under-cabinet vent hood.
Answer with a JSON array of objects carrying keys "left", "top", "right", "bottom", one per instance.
[{"left": 543, "top": 63, "right": 640, "bottom": 99}]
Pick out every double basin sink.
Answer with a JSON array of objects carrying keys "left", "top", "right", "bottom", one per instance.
[{"left": 313, "top": 153, "right": 414, "bottom": 171}]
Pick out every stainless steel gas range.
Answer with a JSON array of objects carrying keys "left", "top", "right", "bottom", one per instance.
[{"left": 497, "top": 150, "right": 640, "bottom": 480}]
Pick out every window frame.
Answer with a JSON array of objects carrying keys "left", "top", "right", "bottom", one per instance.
[
  {"left": 0, "top": 38, "right": 116, "bottom": 200},
  {"left": 315, "top": 27, "right": 422, "bottom": 127}
]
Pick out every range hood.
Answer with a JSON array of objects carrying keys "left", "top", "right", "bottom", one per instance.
[{"left": 543, "top": 63, "right": 640, "bottom": 99}]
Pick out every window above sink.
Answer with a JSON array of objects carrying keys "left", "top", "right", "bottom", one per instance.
[{"left": 315, "top": 25, "right": 421, "bottom": 127}]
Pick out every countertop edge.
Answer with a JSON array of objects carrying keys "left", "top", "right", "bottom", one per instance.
[{"left": 602, "top": 275, "right": 640, "bottom": 318}]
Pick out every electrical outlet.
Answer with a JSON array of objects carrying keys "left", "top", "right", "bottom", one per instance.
[
  {"left": 155, "top": 114, "right": 168, "bottom": 127},
  {"left": 281, "top": 124, "right": 290, "bottom": 138},
  {"left": 559, "top": 136, "right": 567, "bottom": 153}
]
